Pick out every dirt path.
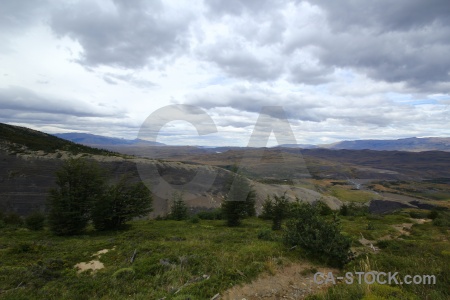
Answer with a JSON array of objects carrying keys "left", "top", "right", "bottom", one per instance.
[{"left": 220, "top": 262, "right": 337, "bottom": 300}]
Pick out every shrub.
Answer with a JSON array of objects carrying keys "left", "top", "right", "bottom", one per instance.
[
  {"left": 168, "top": 192, "right": 188, "bottom": 221},
  {"left": 197, "top": 209, "right": 222, "bottom": 220},
  {"left": 257, "top": 229, "right": 277, "bottom": 241},
  {"left": 339, "top": 203, "right": 368, "bottom": 216},
  {"left": 25, "top": 211, "right": 46, "bottom": 231},
  {"left": 284, "top": 203, "right": 352, "bottom": 268},
  {"left": 409, "top": 211, "right": 428, "bottom": 219},
  {"left": 47, "top": 158, "right": 105, "bottom": 235},
  {"left": 222, "top": 173, "right": 256, "bottom": 227},
  {"left": 190, "top": 215, "right": 200, "bottom": 224},
  {"left": 314, "top": 200, "right": 333, "bottom": 216},
  {"left": 260, "top": 196, "right": 274, "bottom": 220},
  {"left": 261, "top": 194, "right": 291, "bottom": 230},
  {"left": 3, "top": 212, "right": 23, "bottom": 227},
  {"left": 92, "top": 176, "right": 152, "bottom": 231},
  {"left": 428, "top": 210, "right": 439, "bottom": 220}
]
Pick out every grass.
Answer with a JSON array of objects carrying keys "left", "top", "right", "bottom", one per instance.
[
  {"left": 1, "top": 209, "right": 448, "bottom": 299},
  {"left": 309, "top": 211, "right": 450, "bottom": 300},
  {"left": 0, "top": 218, "right": 295, "bottom": 299},
  {"left": 329, "top": 186, "right": 377, "bottom": 203}
]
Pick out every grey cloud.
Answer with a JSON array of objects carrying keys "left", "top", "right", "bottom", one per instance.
[
  {"left": 103, "top": 76, "right": 118, "bottom": 85},
  {"left": 0, "top": 86, "right": 124, "bottom": 118},
  {"left": 312, "top": 0, "right": 450, "bottom": 32},
  {"left": 0, "top": 0, "right": 49, "bottom": 30},
  {"left": 205, "top": 0, "right": 283, "bottom": 16},
  {"left": 50, "top": 0, "right": 192, "bottom": 69},
  {"left": 200, "top": 42, "right": 284, "bottom": 81},
  {"left": 286, "top": 0, "right": 450, "bottom": 90},
  {"left": 103, "top": 73, "right": 157, "bottom": 89},
  {"left": 201, "top": 0, "right": 450, "bottom": 90}
]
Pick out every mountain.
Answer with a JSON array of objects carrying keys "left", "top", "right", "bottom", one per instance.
[
  {"left": 1, "top": 124, "right": 340, "bottom": 216},
  {"left": 325, "top": 137, "right": 450, "bottom": 151},
  {"left": 0, "top": 123, "right": 114, "bottom": 156},
  {"left": 54, "top": 132, "right": 165, "bottom": 147},
  {"left": 279, "top": 137, "right": 450, "bottom": 152}
]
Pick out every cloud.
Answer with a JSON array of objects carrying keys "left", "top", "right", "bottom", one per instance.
[
  {"left": 0, "top": 86, "right": 124, "bottom": 118},
  {"left": 49, "top": 0, "right": 194, "bottom": 69},
  {"left": 0, "top": 0, "right": 48, "bottom": 30},
  {"left": 285, "top": 0, "right": 450, "bottom": 91},
  {"left": 103, "top": 73, "right": 157, "bottom": 89}
]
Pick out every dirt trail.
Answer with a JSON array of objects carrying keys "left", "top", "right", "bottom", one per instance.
[{"left": 220, "top": 262, "right": 337, "bottom": 300}]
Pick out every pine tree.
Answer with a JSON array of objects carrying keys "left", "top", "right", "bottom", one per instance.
[
  {"left": 169, "top": 191, "right": 188, "bottom": 220},
  {"left": 222, "top": 172, "right": 256, "bottom": 227},
  {"left": 47, "top": 158, "right": 105, "bottom": 235},
  {"left": 92, "top": 176, "right": 152, "bottom": 230}
]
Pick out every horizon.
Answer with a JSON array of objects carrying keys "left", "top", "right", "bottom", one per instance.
[{"left": 50, "top": 128, "right": 450, "bottom": 148}]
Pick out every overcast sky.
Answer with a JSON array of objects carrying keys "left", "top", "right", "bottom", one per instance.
[{"left": 1, "top": 0, "right": 450, "bottom": 146}]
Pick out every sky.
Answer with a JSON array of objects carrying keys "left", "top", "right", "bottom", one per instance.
[{"left": 1, "top": 0, "right": 450, "bottom": 146}]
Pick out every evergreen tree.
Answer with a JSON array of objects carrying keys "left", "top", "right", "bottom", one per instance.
[
  {"left": 92, "top": 176, "right": 152, "bottom": 231},
  {"left": 47, "top": 158, "right": 105, "bottom": 235},
  {"left": 222, "top": 172, "right": 256, "bottom": 227},
  {"left": 271, "top": 194, "right": 290, "bottom": 230},
  {"left": 169, "top": 191, "right": 188, "bottom": 220}
]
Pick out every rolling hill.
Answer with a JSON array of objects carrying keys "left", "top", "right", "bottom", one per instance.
[{"left": 0, "top": 123, "right": 341, "bottom": 216}]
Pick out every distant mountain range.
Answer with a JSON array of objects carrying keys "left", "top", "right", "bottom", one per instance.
[
  {"left": 54, "top": 133, "right": 164, "bottom": 147},
  {"left": 280, "top": 137, "right": 450, "bottom": 152},
  {"left": 53, "top": 132, "right": 450, "bottom": 152}
]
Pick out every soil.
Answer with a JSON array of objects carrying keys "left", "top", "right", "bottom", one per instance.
[{"left": 220, "top": 262, "right": 337, "bottom": 300}]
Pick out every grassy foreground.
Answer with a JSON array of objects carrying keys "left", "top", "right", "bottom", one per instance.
[
  {"left": 1, "top": 211, "right": 449, "bottom": 299},
  {"left": 0, "top": 218, "right": 297, "bottom": 299}
]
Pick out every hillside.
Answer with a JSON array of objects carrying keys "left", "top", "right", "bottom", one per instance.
[
  {"left": 0, "top": 124, "right": 340, "bottom": 216},
  {"left": 0, "top": 123, "right": 114, "bottom": 156},
  {"left": 325, "top": 137, "right": 450, "bottom": 151},
  {"left": 280, "top": 137, "right": 450, "bottom": 152}
]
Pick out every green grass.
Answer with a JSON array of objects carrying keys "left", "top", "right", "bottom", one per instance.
[
  {"left": 310, "top": 212, "right": 450, "bottom": 300},
  {"left": 1, "top": 210, "right": 448, "bottom": 299},
  {"left": 329, "top": 186, "right": 377, "bottom": 203},
  {"left": 0, "top": 218, "right": 295, "bottom": 299}
]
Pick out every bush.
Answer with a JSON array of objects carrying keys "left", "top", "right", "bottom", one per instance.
[
  {"left": 190, "top": 215, "right": 200, "bottom": 224},
  {"left": 261, "top": 194, "right": 291, "bottom": 230},
  {"left": 92, "top": 176, "right": 152, "bottom": 231},
  {"left": 433, "top": 216, "right": 450, "bottom": 227},
  {"left": 25, "top": 211, "right": 46, "bottom": 231},
  {"left": 260, "top": 196, "right": 274, "bottom": 220},
  {"left": 257, "top": 229, "right": 278, "bottom": 241},
  {"left": 409, "top": 210, "right": 428, "bottom": 219},
  {"left": 428, "top": 210, "right": 439, "bottom": 220},
  {"left": 168, "top": 192, "right": 188, "bottom": 221},
  {"left": 284, "top": 203, "right": 352, "bottom": 268},
  {"left": 3, "top": 212, "right": 23, "bottom": 227},
  {"left": 314, "top": 200, "right": 333, "bottom": 216},
  {"left": 47, "top": 158, "right": 105, "bottom": 235},
  {"left": 339, "top": 203, "right": 368, "bottom": 216},
  {"left": 222, "top": 173, "right": 256, "bottom": 227},
  {"left": 197, "top": 209, "right": 222, "bottom": 220}
]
